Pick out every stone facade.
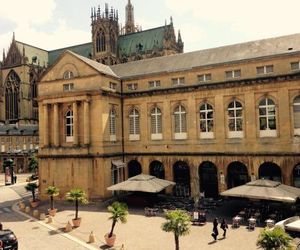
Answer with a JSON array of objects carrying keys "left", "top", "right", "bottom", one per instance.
[{"left": 38, "top": 33, "right": 300, "bottom": 200}]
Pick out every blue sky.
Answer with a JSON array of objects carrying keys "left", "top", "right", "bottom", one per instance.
[{"left": 1, "top": 0, "right": 300, "bottom": 60}]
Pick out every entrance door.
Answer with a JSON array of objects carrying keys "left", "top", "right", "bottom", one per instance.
[
  {"left": 259, "top": 162, "right": 282, "bottom": 182},
  {"left": 149, "top": 161, "right": 165, "bottom": 179},
  {"left": 128, "top": 160, "right": 142, "bottom": 178},
  {"left": 293, "top": 163, "right": 300, "bottom": 187},
  {"left": 227, "top": 161, "right": 249, "bottom": 188},
  {"left": 173, "top": 161, "right": 190, "bottom": 197},
  {"left": 199, "top": 161, "right": 218, "bottom": 198}
]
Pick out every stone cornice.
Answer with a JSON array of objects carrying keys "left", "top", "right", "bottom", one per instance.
[
  {"left": 122, "top": 72, "right": 300, "bottom": 98},
  {"left": 38, "top": 151, "right": 300, "bottom": 159}
]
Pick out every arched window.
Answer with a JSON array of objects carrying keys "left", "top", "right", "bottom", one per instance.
[
  {"left": 293, "top": 96, "right": 300, "bottom": 135},
  {"left": 228, "top": 100, "right": 243, "bottom": 138},
  {"left": 174, "top": 105, "right": 187, "bottom": 139},
  {"left": 109, "top": 108, "right": 116, "bottom": 141},
  {"left": 199, "top": 103, "right": 214, "bottom": 139},
  {"left": 96, "top": 31, "right": 106, "bottom": 52},
  {"left": 151, "top": 107, "right": 162, "bottom": 140},
  {"left": 63, "top": 70, "right": 74, "bottom": 79},
  {"left": 65, "top": 109, "right": 74, "bottom": 142},
  {"left": 5, "top": 70, "right": 20, "bottom": 121},
  {"left": 129, "top": 108, "right": 140, "bottom": 140},
  {"left": 259, "top": 98, "right": 277, "bottom": 137}
]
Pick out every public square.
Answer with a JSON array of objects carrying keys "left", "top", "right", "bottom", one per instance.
[{"left": 0, "top": 174, "right": 281, "bottom": 250}]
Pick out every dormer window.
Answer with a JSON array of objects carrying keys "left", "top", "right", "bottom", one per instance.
[{"left": 63, "top": 71, "right": 74, "bottom": 79}]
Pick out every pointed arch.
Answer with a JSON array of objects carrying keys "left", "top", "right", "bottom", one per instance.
[
  {"left": 96, "top": 30, "right": 106, "bottom": 52},
  {"left": 5, "top": 70, "right": 20, "bottom": 121}
]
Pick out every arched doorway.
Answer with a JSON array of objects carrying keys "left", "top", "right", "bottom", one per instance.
[
  {"left": 199, "top": 161, "right": 218, "bottom": 198},
  {"left": 149, "top": 161, "right": 165, "bottom": 179},
  {"left": 258, "top": 162, "right": 282, "bottom": 182},
  {"left": 227, "top": 161, "right": 249, "bottom": 188},
  {"left": 173, "top": 161, "right": 190, "bottom": 197},
  {"left": 293, "top": 163, "right": 300, "bottom": 188},
  {"left": 128, "top": 160, "right": 142, "bottom": 178}
]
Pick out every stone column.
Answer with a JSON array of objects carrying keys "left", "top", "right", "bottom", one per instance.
[
  {"left": 73, "top": 102, "right": 78, "bottom": 146},
  {"left": 43, "top": 104, "right": 49, "bottom": 146},
  {"left": 83, "top": 101, "right": 90, "bottom": 145},
  {"left": 53, "top": 103, "right": 59, "bottom": 147}
]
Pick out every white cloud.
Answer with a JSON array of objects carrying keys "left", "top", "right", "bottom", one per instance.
[
  {"left": 165, "top": 0, "right": 300, "bottom": 41},
  {"left": 0, "top": 0, "right": 56, "bottom": 26},
  {"left": 0, "top": 0, "right": 90, "bottom": 61}
]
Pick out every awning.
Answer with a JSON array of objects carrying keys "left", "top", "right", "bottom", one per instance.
[
  {"left": 107, "top": 174, "right": 175, "bottom": 193},
  {"left": 221, "top": 179, "right": 300, "bottom": 203},
  {"left": 112, "top": 160, "right": 126, "bottom": 168}
]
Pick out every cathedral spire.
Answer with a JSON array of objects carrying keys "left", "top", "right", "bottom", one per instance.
[{"left": 125, "top": 0, "right": 135, "bottom": 34}]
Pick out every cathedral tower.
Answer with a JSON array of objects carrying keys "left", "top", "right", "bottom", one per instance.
[
  {"left": 91, "top": 4, "right": 119, "bottom": 65},
  {"left": 125, "top": 0, "right": 135, "bottom": 34}
]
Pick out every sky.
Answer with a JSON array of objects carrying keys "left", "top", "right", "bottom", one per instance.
[{"left": 1, "top": 0, "right": 300, "bottom": 61}]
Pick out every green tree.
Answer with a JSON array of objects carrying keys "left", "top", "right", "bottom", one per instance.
[
  {"left": 65, "top": 188, "right": 88, "bottom": 220},
  {"left": 28, "top": 154, "right": 38, "bottom": 173},
  {"left": 107, "top": 202, "right": 128, "bottom": 238},
  {"left": 45, "top": 186, "right": 60, "bottom": 210},
  {"left": 257, "top": 226, "right": 293, "bottom": 250},
  {"left": 161, "top": 209, "right": 191, "bottom": 250},
  {"left": 25, "top": 182, "right": 38, "bottom": 202}
]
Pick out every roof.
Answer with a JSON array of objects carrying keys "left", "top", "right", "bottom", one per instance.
[
  {"left": 16, "top": 41, "right": 48, "bottom": 66},
  {"left": 110, "top": 33, "right": 300, "bottom": 79},
  {"left": 67, "top": 50, "right": 118, "bottom": 78},
  {"left": 48, "top": 43, "right": 92, "bottom": 66},
  {"left": 118, "top": 25, "right": 166, "bottom": 57}
]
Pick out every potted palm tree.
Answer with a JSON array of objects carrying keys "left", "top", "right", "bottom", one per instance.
[
  {"left": 45, "top": 185, "right": 60, "bottom": 216},
  {"left": 65, "top": 188, "right": 88, "bottom": 227},
  {"left": 257, "top": 226, "right": 293, "bottom": 250},
  {"left": 104, "top": 202, "right": 128, "bottom": 247},
  {"left": 25, "top": 182, "right": 39, "bottom": 208},
  {"left": 162, "top": 209, "right": 191, "bottom": 250}
]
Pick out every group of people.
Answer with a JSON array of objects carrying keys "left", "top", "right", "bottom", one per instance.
[{"left": 211, "top": 218, "right": 228, "bottom": 241}]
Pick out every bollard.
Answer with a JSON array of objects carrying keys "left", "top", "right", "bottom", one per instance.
[
  {"left": 65, "top": 221, "right": 72, "bottom": 232},
  {"left": 33, "top": 209, "right": 39, "bottom": 218},
  {"left": 19, "top": 203, "right": 25, "bottom": 211},
  {"left": 47, "top": 216, "right": 53, "bottom": 223},
  {"left": 89, "top": 231, "right": 95, "bottom": 243},
  {"left": 39, "top": 213, "right": 46, "bottom": 220},
  {"left": 25, "top": 206, "right": 31, "bottom": 213}
]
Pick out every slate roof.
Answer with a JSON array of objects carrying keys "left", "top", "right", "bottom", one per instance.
[
  {"left": 67, "top": 51, "right": 118, "bottom": 78},
  {"left": 16, "top": 41, "right": 48, "bottom": 66},
  {"left": 0, "top": 124, "right": 38, "bottom": 135},
  {"left": 110, "top": 33, "right": 300, "bottom": 79},
  {"left": 118, "top": 25, "right": 166, "bottom": 57},
  {"left": 48, "top": 43, "right": 92, "bottom": 66}
]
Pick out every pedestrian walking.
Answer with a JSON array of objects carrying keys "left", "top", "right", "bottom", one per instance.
[
  {"left": 211, "top": 218, "right": 219, "bottom": 241},
  {"left": 220, "top": 218, "right": 228, "bottom": 237}
]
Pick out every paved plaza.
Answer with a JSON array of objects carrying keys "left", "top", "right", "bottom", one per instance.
[
  {"left": 17, "top": 199, "right": 263, "bottom": 250},
  {"left": 0, "top": 176, "right": 298, "bottom": 250}
]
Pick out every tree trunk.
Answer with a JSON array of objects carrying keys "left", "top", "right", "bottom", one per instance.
[
  {"left": 32, "top": 190, "right": 36, "bottom": 202},
  {"left": 174, "top": 234, "right": 179, "bottom": 250},
  {"left": 75, "top": 199, "right": 78, "bottom": 220},
  {"left": 109, "top": 220, "right": 116, "bottom": 238},
  {"left": 50, "top": 196, "right": 54, "bottom": 210}
]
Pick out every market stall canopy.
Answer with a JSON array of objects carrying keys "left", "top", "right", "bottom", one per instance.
[
  {"left": 107, "top": 174, "right": 175, "bottom": 193},
  {"left": 221, "top": 179, "right": 300, "bottom": 203}
]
